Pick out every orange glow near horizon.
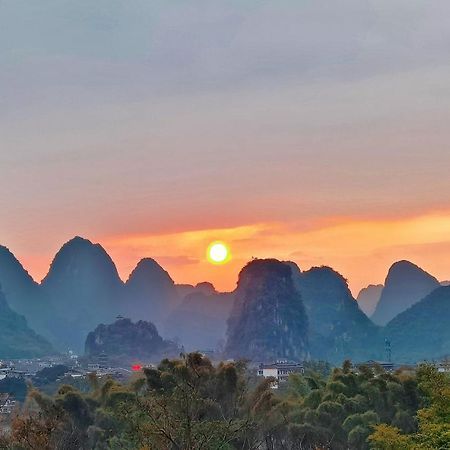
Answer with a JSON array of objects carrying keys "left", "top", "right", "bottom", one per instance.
[{"left": 16, "top": 211, "right": 450, "bottom": 296}]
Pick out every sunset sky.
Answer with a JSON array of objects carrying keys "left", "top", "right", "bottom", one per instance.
[{"left": 2, "top": 1, "right": 450, "bottom": 294}]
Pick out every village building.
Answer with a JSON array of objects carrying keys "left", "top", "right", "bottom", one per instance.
[{"left": 257, "top": 360, "right": 304, "bottom": 386}]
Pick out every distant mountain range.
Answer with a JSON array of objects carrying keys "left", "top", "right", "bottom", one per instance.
[
  {"left": 164, "top": 283, "right": 233, "bottom": 352},
  {"left": 0, "top": 245, "right": 50, "bottom": 340},
  {"left": 0, "top": 237, "right": 234, "bottom": 355},
  {"left": 385, "top": 285, "right": 450, "bottom": 362},
  {"left": 356, "top": 284, "right": 383, "bottom": 317},
  {"left": 0, "top": 237, "right": 182, "bottom": 353},
  {"left": 0, "top": 237, "right": 449, "bottom": 363},
  {"left": 124, "top": 257, "right": 181, "bottom": 325},
  {"left": 0, "top": 285, "right": 53, "bottom": 358},
  {"left": 371, "top": 260, "right": 440, "bottom": 326}
]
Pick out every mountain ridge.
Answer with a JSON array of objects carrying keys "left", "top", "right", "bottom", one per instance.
[
  {"left": 1, "top": 239, "right": 449, "bottom": 364},
  {"left": 225, "top": 259, "right": 309, "bottom": 361},
  {"left": 0, "top": 284, "right": 54, "bottom": 358},
  {"left": 385, "top": 285, "right": 450, "bottom": 362},
  {"left": 296, "top": 266, "right": 382, "bottom": 363},
  {"left": 371, "top": 260, "right": 440, "bottom": 326},
  {"left": 357, "top": 284, "right": 383, "bottom": 317}
]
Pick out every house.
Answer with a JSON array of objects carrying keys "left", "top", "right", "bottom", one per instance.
[
  {"left": 364, "top": 360, "right": 395, "bottom": 372},
  {"left": 437, "top": 360, "right": 450, "bottom": 373},
  {"left": 0, "top": 394, "right": 16, "bottom": 414},
  {"left": 0, "top": 367, "right": 11, "bottom": 380},
  {"left": 87, "top": 363, "right": 101, "bottom": 372},
  {"left": 257, "top": 360, "right": 304, "bottom": 385}
]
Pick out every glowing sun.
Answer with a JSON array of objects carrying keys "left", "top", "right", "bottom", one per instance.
[{"left": 207, "top": 241, "right": 231, "bottom": 265}]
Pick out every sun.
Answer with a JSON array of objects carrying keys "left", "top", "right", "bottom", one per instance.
[{"left": 207, "top": 241, "right": 231, "bottom": 265}]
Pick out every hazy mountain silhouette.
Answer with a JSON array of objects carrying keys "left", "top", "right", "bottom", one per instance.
[
  {"left": 175, "top": 281, "right": 217, "bottom": 298},
  {"left": 190, "top": 281, "right": 217, "bottom": 295},
  {"left": 0, "top": 237, "right": 212, "bottom": 354},
  {"left": 41, "top": 237, "right": 123, "bottom": 352},
  {"left": 0, "top": 284, "right": 54, "bottom": 358},
  {"left": 371, "top": 261, "right": 439, "bottom": 326},
  {"left": 164, "top": 284, "right": 234, "bottom": 352},
  {"left": 225, "top": 259, "right": 309, "bottom": 362},
  {"left": 85, "top": 318, "right": 179, "bottom": 363},
  {"left": 0, "top": 245, "right": 51, "bottom": 339},
  {"left": 357, "top": 284, "right": 384, "bottom": 317},
  {"left": 0, "top": 245, "right": 38, "bottom": 310},
  {"left": 3, "top": 238, "right": 449, "bottom": 364},
  {"left": 124, "top": 258, "right": 180, "bottom": 328},
  {"left": 297, "top": 266, "right": 382, "bottom": 363},
  {"left": 385, "top": 285, "right": 450, "bottom": 362}
]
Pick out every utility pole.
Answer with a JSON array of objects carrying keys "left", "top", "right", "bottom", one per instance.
[{"left": 385, "top": 338, "right": 391, "bottom": 363}]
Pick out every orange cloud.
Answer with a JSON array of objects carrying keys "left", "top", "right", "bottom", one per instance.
[
  {"left": 17, "top": 211, "right": 450, "bottom": 295},
  {"left": 100, "top": 223, "right": 273, "bottom": 289},
  {"left": 98, "top": 211, "right": 450, "bottom": 295}
]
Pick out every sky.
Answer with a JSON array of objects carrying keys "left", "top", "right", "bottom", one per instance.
[{"left": 2, "top": 0, "right": 450, "bottom": 293}]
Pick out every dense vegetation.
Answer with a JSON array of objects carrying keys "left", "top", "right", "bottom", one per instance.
[
  {"left": 369, "top": 364, "right": 450, "bottom": 449},
  {"left": 1, "top": 353, "right": 448, "bottom": 450}
]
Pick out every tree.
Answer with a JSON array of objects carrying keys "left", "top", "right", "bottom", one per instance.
[
  {"left": 111, "top": 353, "right": 253, "bottom": 450},
  {"left": 0, "top": 355, "right": 433, "bottom": 450},
  {"left": 369, "top": 365, "right": 450, "bottom": 450}
]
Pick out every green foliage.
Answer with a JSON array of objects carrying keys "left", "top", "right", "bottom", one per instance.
[
  {"left": 273, "top": 360, "right": 422, "bottom": 450},
  {"left": 1, "top": 356, "right": 444, "bottom": 450},
  {"left": 303, "top": 360, "right": 332, "bottom": 377},
  {"left": 368, "top": 365, "right": 450, "bottom": 450}
]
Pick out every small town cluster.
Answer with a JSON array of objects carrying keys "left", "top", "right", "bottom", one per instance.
[{"left": 1, "top": 352, "right": 450, "bottom": 417}]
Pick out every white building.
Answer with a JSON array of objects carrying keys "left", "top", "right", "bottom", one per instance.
[
  {"left": 0, "top": 395, "right": 16, "bottom": 414},
  {"left": 257, "top": 360, "right": 304, "bottom": 385}
]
